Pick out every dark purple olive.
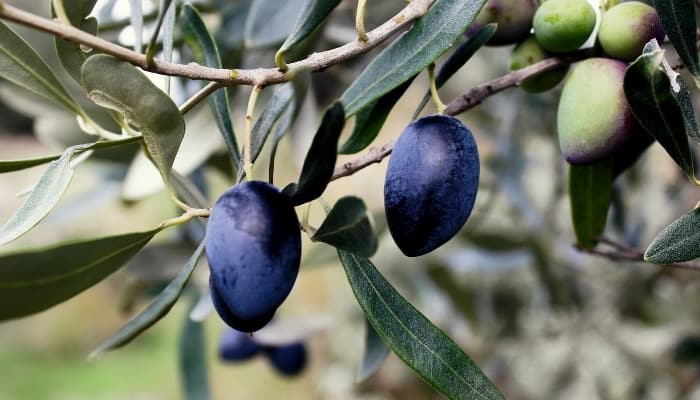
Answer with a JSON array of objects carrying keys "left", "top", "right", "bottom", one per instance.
[
  {"left": 384, "top": 115, "right": 480, "bottom": 257},
  {"left": 206, "top": 181, "right": 301, "bottom": 333},
  {"left": 218, "top": 327, "right": 261, "bottom": 362},
  {"left": 265, "top": 342, "right": 307, "bottom": 376}
]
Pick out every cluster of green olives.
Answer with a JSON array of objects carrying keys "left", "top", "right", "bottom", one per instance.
[
  {"left": 472, "top": 0, "right": 664, "bottom": 165},
  {"left": 218, "top": 327, "right": 308, "bottom": 377}
]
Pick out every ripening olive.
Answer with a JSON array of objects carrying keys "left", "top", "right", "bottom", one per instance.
[
  {"left": 265, "top": 342, "right": 308, "bottom": 376},
  {"left": 384, "top": 115, "right": 480, "bottom": 257},
  {"left": 533, "top": 0, "right": 597, "bottom": 53},
  {"left": 218, "top": 327, "right": 261, "bottom": 362},
  {"left": 598, "top": 1, "right": 664, "bottom": 61},
  {"left": 467, "top": 0, "right": 536, "bottom": 46},
  {"left": 206, "top": 181, "right": 301, "bottom": 333},
  {"left": 510, "top": 36, "right": 569, "bottom": 92},
  {"left": 557, "top": 58, "right": 637, "bottom": 164}
]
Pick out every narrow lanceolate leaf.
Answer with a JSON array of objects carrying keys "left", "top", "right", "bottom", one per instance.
[
  {"left": 338, "top": 251, "right": 506, "bottom": 400},
  {"left": 82, "top": 55, "right": 185, "bottom": 184},
  {"left": 358, "top": 317, "right": 390, "bottom": 382},
  {"left": 569, "top": 160, "right": 613, "bottom": 250},
  {"left": 244, "top": 0, "right": 307, "bottom": 48},
  {"left": 0, "top": 20, "right": 82, "bottom": 114},
  {"left": 339, "top": 77, "right": 415, "bottom": 155},
  {"left": 250, "top": 83, "right": 295, "bottom": 163},
  {"left": 645, "top": 208, "right": 700, "bottom": 263},
  {"left": 652, "top": 0, "right": 700, "bottom": 86},
  {"left": 181, "top": 4, "right": 240, "bottom": 166},
  {"left": 413, "top": 23, "right": 497, "bottom": 118},
  {"left": 129, "top": 0, "right": 144, "bottom": 53},
  {"left": 283, "top": 102, "right": 345, "bottom": 205},
  {"left": 52, "top": 0, "right": 98, "bottom": 84},
  {"left": 313, "top": 196, "right": 377, "bottom": 257},
  {"left": 268, "top": 99, "right": 296, "bottom": 183},
  {"left": 624, "top": 41, "right": 699, "bottom": 182},
  {"left": 179, "top": 294, "right": 212, "bottom": 400},
  {"left": 275, "top": 0, "right": 342, "bottom": 70},
  {"left": 90, "top": 240, "right": 206, "bottom": 360},
  {"left": 0, "top": 228, "right": 161, "bottom": 321},
  {"left": 340, "top": 0, "right": 487, "bottom": 117}
]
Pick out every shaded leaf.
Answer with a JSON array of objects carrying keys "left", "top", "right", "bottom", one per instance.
[
  {"left": 179, "top": 293, "right": 211, "bottom": 400},
  {"left": 275, "top": 0, "right": 342, "bottom": 70},
  {"left": 339, "top": 77, "right": 415, "bottom": 154},
  {"left": 182, "top": 4, "right": 240, "bottom": 166},
  {"left": 89, "top": 240, "right": 206, "bottom": 359},
  {"left": 268, "top": 99, "right": 297, "bottom": 183},
  {"left": 52, "top": 0, "right": 99, "bottom": 84},
  {"left": 645, "top": 208, "right": 700, "bottom": 263},
  {"left": 0, "top": 20, "right": 81, "bottom": 114},
  {"left": 358, "top": 317, "right": 390, "bottom": 382},
  {"left": 652, "top": 0, "right": 700, "bottom": 86},
  {"left": 0, "top": 228, "right": 161, "bottom": 321},
  {"left": 82, "top": 54, "right": 185, "bottom": 185},
  {"left": 624, "top": 41, "right": 698, "bottom": 181},
  {"left": 283, "top": 102, "right": 345, "bottom": 205},
  {"left": 128, "top": 0, "right": 144, "bottom": 53},
  {"left": 313, "top": 196, "right": 377, "bottom": 257},
  {"left": 244, "top": 0, "right": 307, "bottom": 48},
  {"left": 340, "top": 0, "right": 487, "bottom": 116},
  {"left": 413, "top": 23, "right": 497, "bottom": 118},
  {"left": 250, "top": 83, "right": 295, "bottom": 163},
  {"left": 338, "top": 251, "right": 506, "bottom": 400},
  {"left": 569, "top": 159, "right": 613, "bottom": 249}
]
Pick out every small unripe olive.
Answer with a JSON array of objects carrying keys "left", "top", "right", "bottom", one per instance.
[
  {"left": 557, "top": 58, "right": 637, "bottom": 164},
  {"left": 510, "top": 36, "right": 569, "bottom": 92},
  {"left": 598, "top": 1, "right": 664, "bottom": 61},
  {"left": 468, "top": 0, "right": 536, "bottom": 46},
  {"left": 533, "top": 0, "right": 597, "bottom": 53}
]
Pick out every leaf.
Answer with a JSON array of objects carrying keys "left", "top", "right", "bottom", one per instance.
[
  {"left": 82, "top": 54, "right": 185, "bottom": 185},
  {"left": 145, "top": 0, "right": 175, "bottom": 63},
  {"left": 52, "top": 0, "right": 99, "bottom": 84},
  {"left": 179, "top": 294, "right": 212, "bottom": 400},
  {"left": 89, "top": 240, "right": 206, "bottom": 359},
  {"left": 340, "top": 0, "right": 487, "bottom": 117},
  {"left": 250, "top": 83, "right": 295, "bottom": 163},
  {"left": 268, "top": 99, "right": 297, "bottom": 183},
  {"left": 339, "top": 77, "right": 415, "bottom": 154},
  {"left": 312, "top": 196, "right": 378, "bottom": 257},
  {"left": 413, "top": 23, "right": 497, "bottom": 118},
  {"left": 338, "top": 251, "right": 506, "bottom": 400},
  {"left": 244, "top": 0, "right": 308, "bottom": 48},
  {"left": 283, "top": 102, "right": 345, "bottom": 205},
  {"left": 645, "top": 208, "right": 700, "bottom": 263},
  {"left": 358, "top": 317, "right": 390, "bottom": 382},
  {"left": 0, "top": 20, "right": 82, "bottom": 114},
  {"left": 624, "top": 41, "right": 699, "bottom": 182},
  {"left": 128, "top": 0, "right": 144, "bottom": 53},
  {"left": 569, "top": 159, "right": 613, "bottom": 250},
  {"left": 0, "top": 228, "right": 161, "bottom": 321},
  {"left": 652, "top": 0, "right": 700, "bottom": 87},
  {"left": 160, "top": 0, "right": 177, "bottom": 93},
  {"left": 181, "top": 4, "right": 240, "bottom": 166},
  {"left": 275, "top": 0, "right": 342, "bottom": 70}
]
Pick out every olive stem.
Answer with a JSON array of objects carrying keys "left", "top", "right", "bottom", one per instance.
[
  {"left": 580, "top": 236, "right": 700, "bottom": 271},
  {"left": 244, "top": 85, "right": 262, "bottom": 180},
  {"left": 159, "top": 207, "right": 211, "bottom": 230},
  {"left": 356, "top": 0, "right": 369, "bottom": 42},
  {"left": 428, "top": 63, "right": 446, "bottom": 115},
  {"left": 145, "top": 0, "right": 173, "bottom": 68},
  {"left": 179, "top": 81, "right": 223, "bottom": 115}
]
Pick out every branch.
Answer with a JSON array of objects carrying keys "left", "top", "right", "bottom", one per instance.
[
  {"left": 579, "top": 236, "right": 700, "bottom": 271},
  {"left": 0, "top": 1, "right": 435, "bottom": 86}
]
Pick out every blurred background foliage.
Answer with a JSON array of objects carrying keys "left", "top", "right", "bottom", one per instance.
[{"left": 1, "top": 0, "right": 700, "bottom": 399}]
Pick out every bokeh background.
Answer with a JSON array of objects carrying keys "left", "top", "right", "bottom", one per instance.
[{"left": 1, "top": 0, "right": 700, "bottom": 399}]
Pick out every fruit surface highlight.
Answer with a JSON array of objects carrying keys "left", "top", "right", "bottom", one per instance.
[
  {"left": 384, "top": 115, "right": 479, "bottom": 257},
  {"left": 557, "top": 58, "right": 637, "bottom": 164},
  {"left": 206, "top": 181, "right": 301, "bottom": 332},
  {"left": 468, "top": 0, "right": 536, "bottom": 46},
  {"left": 218, "top": 327, "right": 261, "bottom": 362},
  {"left": 533, "top": 0, "right": 596, "bottom": 53},
  {"left": 598, "top": 1, "right": 664, "bottom": 61},
  {"left": 510, "top": 36, "right": 569, "bottom": 92},
  {"left": 265, "top": 342, "right": 308, "bottom": 376}
]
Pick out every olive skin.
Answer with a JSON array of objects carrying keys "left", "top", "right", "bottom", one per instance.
[
  {"left": 533, "top": 0, "right": 597, "bottom": 53},
  {"left": 510, "top": 36, "right": 569, "bottom": 92},
  {"left": 557, "top": 58, "right": 637, "bottom": 164},
  {"left": 384, "top": 115, "right": 479, "bottom": 257},
  {"left": 467, "top": 0, "right": 536, "bottom": 46},
  {"left": 265, "top": 342, "right": 308, "bottom": 376},
  {"left": 205, "top": 181, "right": 301, "bottom": 333},
  {"left": 598, "top": 1, "right": 664, "bottom": 61},
  {"left": 218, "top": 327, "right": 261, "bottom": 362}
]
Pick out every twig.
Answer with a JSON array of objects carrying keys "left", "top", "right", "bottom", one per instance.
[
  {"left": 0, "top": 1, "right": 435, "bottom": 86},
  {"left": 578, "top": 236, "right": 700, "bottom": 271},
  {"left": 178, "top": 81, "right": 222, "bottom": 115},
  {"left": 331, "top": 139, "right": 396, "bottom": 180}
]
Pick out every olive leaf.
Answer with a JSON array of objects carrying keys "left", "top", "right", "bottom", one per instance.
[
  {"left": 358, "top": 317, "right": 390, "bottom": 382},
  {"left": 569, "top": 159, "right": 613, "bottom": 250},
  {"left": 82, "top": 54, "right": 185, "bottom": 186},
  {"left": 52, "top": 0, "right": 99, "bottom": 84},
  {"left": 312, "top": 196, "right": 378, "bottom": 257},
  {"left": 652, "top": 0, "right": 700, "bottom": 87},
  {"left": 179, "top": 293, "right": 212, "bottom": 400},
  {"left": 244, "top": 0, "right": 307, "bottom": 48},
  {"left": 645, "top": 208, "right": 700, "bottom": 263},
  {"left": 249, "top": 83, "right": 295, "bottom": 164}
]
